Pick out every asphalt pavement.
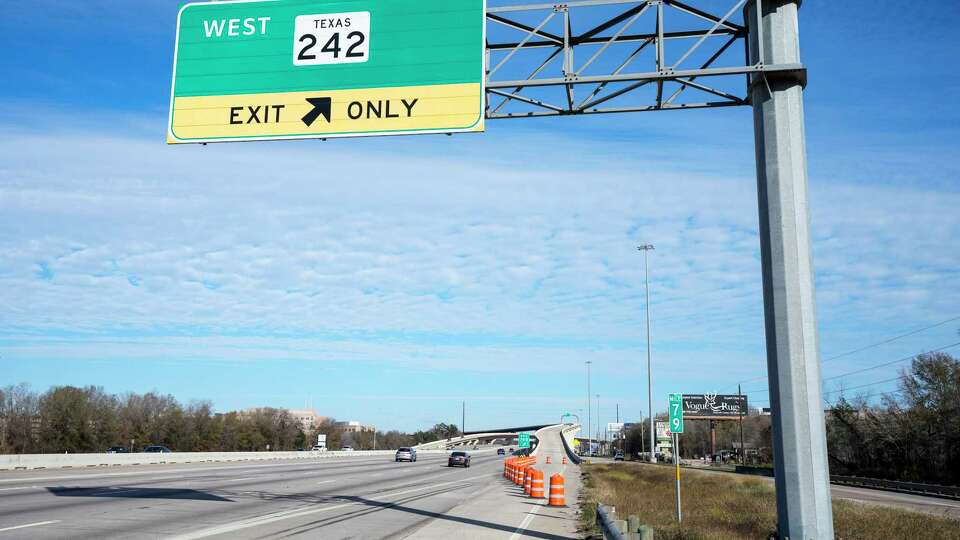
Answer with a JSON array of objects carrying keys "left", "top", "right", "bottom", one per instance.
[{"left": 0, "top": 449, "right": 550, "bottom": 539}]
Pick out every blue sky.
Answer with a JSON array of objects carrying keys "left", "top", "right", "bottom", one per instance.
[{"left": 1, "top": 1, "right": 958, "bottom": 433}]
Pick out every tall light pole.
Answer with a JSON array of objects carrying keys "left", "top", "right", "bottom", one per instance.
[
  {"left": 586, "top": 361, "right": 592, "bottom": 456},
  {"left": 638, "top": 244, "right": 656, "bottom": 463},
  {"left": 596, "top": 394, "right": 601, "bottom": 454}
]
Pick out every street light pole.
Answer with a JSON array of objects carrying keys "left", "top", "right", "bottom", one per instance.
[
  {"left": 596, "top": 393, "right": 601, "bottom": 455},
  {"left": 638, "top": 244, "right": 656, "bottom": 463},
  {"left": 586, "top": 361, "right": 592, "bottom": 456}
]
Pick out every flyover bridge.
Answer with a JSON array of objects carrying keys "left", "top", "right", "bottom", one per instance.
[{"left": 414, "top": 423, "right": 580, "bottom": 452}]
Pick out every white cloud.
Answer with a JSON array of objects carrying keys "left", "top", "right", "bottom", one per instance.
[{"left": 1, "top": 114, "right": 958, "bottom": 409}]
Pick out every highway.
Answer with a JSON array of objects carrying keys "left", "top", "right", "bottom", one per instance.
[{"left": 0, "top": 451, "right": 526, "bottom": 539}]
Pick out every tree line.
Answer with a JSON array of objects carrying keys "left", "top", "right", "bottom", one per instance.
[
  {"left": 620, "top": 352, "right": 960, "bottom": 486},
  {"left": 826, "top": 352, "right": 960, "bottom": 486},
  {"left": 0, "top": 385, "right": 459, "bottom": 454}
]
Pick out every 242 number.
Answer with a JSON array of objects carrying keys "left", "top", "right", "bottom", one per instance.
[{"left": 297, "top": 31, "right": 366, "bottom": 61}]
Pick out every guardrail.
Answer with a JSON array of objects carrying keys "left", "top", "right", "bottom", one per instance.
[
  {"left": 831, "top": 475, "right": 960, "bottom": 500},
  {"left": 596, "top": 504, "right": 628, "bottom": 540},
  {"left": 595, "top": 504, "right": 654, "bottom": 540},
  {"left": 0, "top": 449, "right": 452, "bottom": 471},
  {"left": 722, "top": 465, "right": 960, "bottom": 501}
]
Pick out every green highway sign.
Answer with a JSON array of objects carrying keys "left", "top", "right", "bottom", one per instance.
[
  {"left": 169, "top": 0, "right": 485, "bottom": 144},
  {"left": 518, "top": 433, "right": 530, "bottom": 449},
  {"left": 669, "top": 393, "right": 684, "bottom": 434}
]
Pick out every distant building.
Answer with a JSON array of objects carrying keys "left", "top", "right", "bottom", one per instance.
[
  {"left": 336, "top": 420, "right": 375, "bottom": 433},
  {"left": 286, "top": 409, "right": 329, "bottom": 433}
]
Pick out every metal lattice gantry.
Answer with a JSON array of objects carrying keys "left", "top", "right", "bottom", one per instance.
[{"left": 484, "top": 0, "right": 804, "bottom": 118}]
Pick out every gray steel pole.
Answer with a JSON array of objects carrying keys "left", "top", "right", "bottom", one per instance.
[
  {"left": 748, "top": 1, "right": 834, "bottom": 538},
  {"left": 674, "top": 432, "right": 681, "bottom": 522},
  {"left": 596, "top": 394, "right": 601, "bottom": 453},
  {"left": 586, "top": 360, "right": 592, "bottom": 455},
  {"left": 638, "top": 244, "right": 656, "bottom": 463}
]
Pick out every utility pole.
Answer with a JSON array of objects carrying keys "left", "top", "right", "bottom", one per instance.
[
  {"left": 586, "top": 361, "right": 592, "bottom": 456},
  {"left": 739, "top": 384, "right": 745, "bottom": 465},
  {"left": 462, "top": 401, "right": 465, "bottom": 435},
  {"left": 748, "top": 1, "right": 833, "bottom": 537},
  {"left": 638, "top": 244, "right": 656, "bottom": 463}
]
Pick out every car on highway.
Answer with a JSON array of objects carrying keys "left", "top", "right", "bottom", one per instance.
[
  {"left": 143, "top": 445, "right": 172, "bottom": 453},
  {"left": 311, "top": 445, "right": 327, "bottom": 452},
  {"left": 497, "top": 448, "right": 506, "bottom": 455},
  {"left": 342, "top": 446, "right": 354, "bottom": 452},
  {"left": 614, "top": 451, "right": 625, "bottom": 461},
  {"left": 106, "top": 446, "right": 129, "bottom": 454},
  {"left": 447, "top": 451, "right": 471, "bottom": 468},
  {"left": 395, "top": 447, "right": 417, "bottom": 462}
]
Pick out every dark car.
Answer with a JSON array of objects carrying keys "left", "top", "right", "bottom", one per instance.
[
  {"left": 447, "top": 451, "right": 471, "bottom": 468},
  {"left": 106, "top": 446, "right": 129, "bottom": 454},
  {"left": 143, "top": 446, "right": 172, "bottom": 453},
  {"left": 497, "top": 448, "right": 506, "bottom": 455},
  {"left": 395, "top": 447, "right": 417, "bottom": 462}
]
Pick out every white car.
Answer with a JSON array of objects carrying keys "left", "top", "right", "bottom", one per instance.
[
  {"left": 311, "top": 445, "right": 327, "bottom": 452},
  {"left": 342, "top": 446, "right": 354, "bottom": 452}
]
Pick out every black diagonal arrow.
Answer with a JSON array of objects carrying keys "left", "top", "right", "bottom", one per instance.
[{"left": 302, "top": 97, "right": 332, "bottom": 127}]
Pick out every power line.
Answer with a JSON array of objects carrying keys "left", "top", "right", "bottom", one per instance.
[
  {"left": 822, "top": 341, "right": 960, "bottom": 382},
  {"left": 738, "top": 341, "right": 960, "bottom": 396},
  {"left": 822, "top": 376, "right": 902, "bottom": 397},
  {"left": 726, "top": 315, "right": 960, "bottom": 390},
  {"left": 822, "top": 315, "right": 960, "bottom": 363}
]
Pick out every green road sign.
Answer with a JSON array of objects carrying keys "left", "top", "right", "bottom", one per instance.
[
  {"left": 169, "top": 0, "right": 485, "bottom": 144},
  {"left": 669, "top": 393, "right": 684, "bottom": 434},
  {"left": 518, "top": 433, "right": 530, "bottom": 449}
]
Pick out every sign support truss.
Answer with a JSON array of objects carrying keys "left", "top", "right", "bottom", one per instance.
[{"left": 484, "top": 0, "right": 803, "bottom": 118}]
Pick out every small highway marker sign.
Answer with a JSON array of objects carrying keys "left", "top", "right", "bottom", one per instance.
[
  {"left": 168, "top": 0, "right": 485, "bottom": 144},
  {"left": 669, "top": 393, "right": 684, "bottom": 434},
  {"left": 518, "top": 433, "right": 530, "bottom": 449}
]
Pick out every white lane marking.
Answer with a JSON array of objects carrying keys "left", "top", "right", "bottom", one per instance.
[
  {"left": 171, "top": 473, "right": 493, "bottom": 540},
  {"left": 0, "top": 486, "right": 40, "bottom": 492},
  {"left": 317, "top": 480, "right": 336, "bottom": 485},
  {"left": 224, "top": 477, "right": 256, "bottom": 483},
  {"left": 509, "top": 503, "right": 544, "bottom": 540},
  {"left": 0, "top": 520, "right": 61, "bottom": 533}
]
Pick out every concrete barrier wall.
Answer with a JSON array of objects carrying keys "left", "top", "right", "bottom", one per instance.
[
  {"left": 0, "top": 449, "right": 451, "bottom": 471},
  {"left": 559, "top": 424, "right": 582, "bottom": 465}
]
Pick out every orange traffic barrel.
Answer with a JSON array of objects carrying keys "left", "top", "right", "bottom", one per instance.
[
  {"left": 531, "top": 469, "right": 545, "bottom": 499},
  {"left": 546, "top": 456, "right": 552, "bottom": 464},
  {"left": 548, "top": 474, "right": 566, "bottom": 506},
  {"left": 517, "top": 465, "right": 527, "bottom": 486},
  {"left": 524, "top": 468, "right": 533, "bottom": 495}
]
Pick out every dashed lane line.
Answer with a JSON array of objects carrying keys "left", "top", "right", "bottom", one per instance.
[
  {"left": 170, "top": 473, "right": 494, "bottom": 540},
  {"left": 0, "top": 521, "right": 61, "bottom": 534}
]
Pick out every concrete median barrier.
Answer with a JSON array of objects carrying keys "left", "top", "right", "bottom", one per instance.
[{"left": 0, "top": 449, "right": 451, "bottom": 471}]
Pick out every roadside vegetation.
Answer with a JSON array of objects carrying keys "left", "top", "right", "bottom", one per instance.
[
  {"left": 0, "top": 383, "right": 459, "bottom": 453},
  {"left": 579, "top": 462, "right": 960, "bottom": 540},
  {"left": 619, "top": 352, "right": 960, "bottom": 486}
]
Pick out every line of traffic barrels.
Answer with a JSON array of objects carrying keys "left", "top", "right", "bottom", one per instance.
[{"left": 503, "top": 456, "right": 565, "bottom": 506}]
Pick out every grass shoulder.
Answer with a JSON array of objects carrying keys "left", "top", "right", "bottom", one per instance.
[{"left": 578, "top": 462, "right": 960, "bottom": 540}]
